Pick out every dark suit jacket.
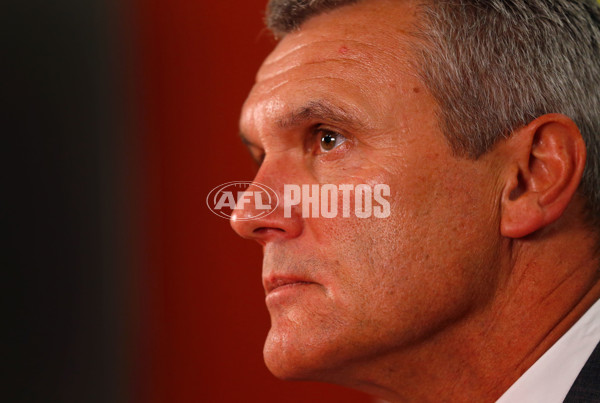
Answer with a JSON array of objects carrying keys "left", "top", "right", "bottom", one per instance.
[{"left": 564, "top": 342, "right": 600, "bottom": 402}]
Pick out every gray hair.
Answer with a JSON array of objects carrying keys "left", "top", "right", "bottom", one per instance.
[{"left": 265, "top": 0, "right": 600, "bottom": 225}]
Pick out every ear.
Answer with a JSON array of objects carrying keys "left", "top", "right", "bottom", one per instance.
[{"left": 500, "top": 114, "right": 586, "bottom": 238}]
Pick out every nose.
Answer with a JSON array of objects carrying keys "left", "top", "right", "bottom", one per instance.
[{"left": 230, "top": 163, "right": 303, "bottom": 244}]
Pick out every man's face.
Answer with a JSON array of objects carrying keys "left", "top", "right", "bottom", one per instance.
[{"left": 233, "top": 0, "right": 505, "bottom": 384}]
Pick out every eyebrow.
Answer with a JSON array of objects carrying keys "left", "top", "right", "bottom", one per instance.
[{"left": 276, "top": 100, "right": 365, "bottom": 131}]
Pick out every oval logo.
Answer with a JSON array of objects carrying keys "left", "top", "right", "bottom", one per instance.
[{"left": 206, "top": 181, "right": 279, "bottom": 220}]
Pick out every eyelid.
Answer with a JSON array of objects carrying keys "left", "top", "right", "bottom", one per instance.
[
  {"left": 243, "top": 141, "right": 265, "bottom": 167},
  {"left": 313, "top": 124, "right": 348, "bottom": 140}
]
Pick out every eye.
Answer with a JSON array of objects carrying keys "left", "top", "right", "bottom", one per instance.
[{"left": 318, "top": 129, "right": 347, "bottom": 152}]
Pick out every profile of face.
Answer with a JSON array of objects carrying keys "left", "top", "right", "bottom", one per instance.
[{"left": 232, "top": 0, "right": 507, "bottom": 388}]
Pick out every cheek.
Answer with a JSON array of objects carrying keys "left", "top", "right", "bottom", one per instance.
[{"left": 328, "top": 165, "right": 500, "bottom": 335}]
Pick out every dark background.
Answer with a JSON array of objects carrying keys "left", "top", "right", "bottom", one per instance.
[{"left": 7, "top": 0, "right": 371, "bottom": 401}]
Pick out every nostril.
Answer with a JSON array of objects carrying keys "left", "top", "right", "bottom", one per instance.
[
  {"left": 253, "top": 227, "right": 285, "bottom": 235},
  {"left": 254, "top": 227, "right": 283, "bottom": 231}
]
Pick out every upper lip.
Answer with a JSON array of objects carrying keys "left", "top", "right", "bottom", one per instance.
[{"left": 263, "top": 275, "right": 316, "bottom": 294}]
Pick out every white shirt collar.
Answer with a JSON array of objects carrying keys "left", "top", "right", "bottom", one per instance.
[{"left": 496, "top": 298, "right": 600, "bottom": 403}]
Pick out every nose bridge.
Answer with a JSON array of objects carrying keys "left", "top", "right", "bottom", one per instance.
[
  {"left": 255, "top": 152, "right": 297, "bottom": 194},
  {"left": 230, "top": 154, "right": 303, "bottom": 242}
]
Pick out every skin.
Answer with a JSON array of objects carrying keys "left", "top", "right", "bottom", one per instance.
[{"left": 231, "top": 0, "right": 600, "bottom": 401}]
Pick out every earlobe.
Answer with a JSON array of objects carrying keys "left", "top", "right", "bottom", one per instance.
[{"left": 500, "top": 114, "right": 586, "bottom": 239}]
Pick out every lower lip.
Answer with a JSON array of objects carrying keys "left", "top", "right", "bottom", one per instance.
[{"left": 265, "top": 282, "right": 316, "bottom": 305}]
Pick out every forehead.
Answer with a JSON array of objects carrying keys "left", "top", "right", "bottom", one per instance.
[{"left": 241, "top": 0, "right": 423, "bottom": 132}]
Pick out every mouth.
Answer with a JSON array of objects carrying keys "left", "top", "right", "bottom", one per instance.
[{"left": 264, "top": 276, "right": 316, "bottom": 295}]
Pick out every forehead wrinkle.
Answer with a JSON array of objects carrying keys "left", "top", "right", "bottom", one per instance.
[
  {"left": 261, "top": 40, "right": 314, "bottom": 67},
  {"left": 258, "top": 57, "right": 374, "bottom": 82},
  {"left": 254, "top": 56, "right": 399, "bottom": 103},
  {"left": 260, "top": 41, "right": 413, "bottom": 82},
  {"left": 263, "top": 38, "right": 399, "bottom": 67},
  {"left": 253, "top": 75, "right": 363, "bottom": 100},
  {"left": 251, "top": 78, "right": 290, "bottom": 98}
]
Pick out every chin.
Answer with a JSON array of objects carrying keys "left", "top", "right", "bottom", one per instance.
[
  {"left": 263, "top": 333, "right": 321, "bottom": 381},
  {"left": 262, "top": 327, "right": 358, "bottom": 383}
]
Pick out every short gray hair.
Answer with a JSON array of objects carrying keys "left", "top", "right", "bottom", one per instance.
[
  {"left": 265, "top": 0, "right": 600, "bottom": 224},
  {"left": 266, "top": 0, "right": 360, "bottom": 37}
]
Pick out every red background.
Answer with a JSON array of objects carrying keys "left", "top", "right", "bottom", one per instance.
[{"left": 133, "top": 0, "right": 372, "bottom": 401}]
